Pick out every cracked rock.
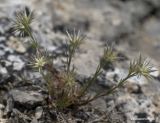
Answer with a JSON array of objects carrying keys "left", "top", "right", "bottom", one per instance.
[{"left": 8, "top": 89, "right": 44, "bottom": 109}]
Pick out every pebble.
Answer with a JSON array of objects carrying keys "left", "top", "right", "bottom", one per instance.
[
  {"left": 91, "top": 98, "right": 107, "bottom": 112},
  {"left": 35, "top": 107, "right": 43, "bottom": 120},
  {"left": 8, "top": 55, "right": 25, "bottom": 71},
  {"left": 8, "top": 89, "right": 44, "bottom": 109},
  {"left": 150, "top": 67, "right": 159, "bottom": 77},
  {"left": 7, "top": 37, "right": 26, "bottom": 53},
  {"left": 0, "top": 65, "right": 8, "bottom": 75}
]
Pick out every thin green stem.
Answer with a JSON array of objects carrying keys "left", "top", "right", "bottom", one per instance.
[
  {"left": 78, "top": 72, "right": 136, "bottom": 106},
  {"left": 78, "top": 64, "right": 102, "bottom": 98},
  {"left": 67, "top": 48, "right": 73, "bottom": 73},
  {"left": 26, "top": 29, "right": 39, "bottom": 49}
]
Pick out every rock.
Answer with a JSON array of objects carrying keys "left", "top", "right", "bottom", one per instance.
[
  {"left": 144, "top": 18, "right": 160, "bottom": 40},
  {"left": 150, "top": 66, "right": 159, "bottom": 77},
  {"left": 7, "top": 37, "right": 26, "bottom": 53},
  {"left": 74, "top": 0, "right": 109, "bottom": 9},
  {"left": 0, "top": 44, "right": 13, "bottom": 54},
  {"left": 0, "top": 65, "right": 11, "bottom": 85},
  {"left": 0, "top": 65, "right": 8, "bottom": 75},
  {"left": 145, "top": 0, "right": 160, "bottom": 8},
  {"left": 0, "top": 104, "right": 7, "bottom": 123},
  {"left": 0, "top": 36, "right": 6, "bottom": 43},
  {"left": 128, "top": 76, "right": 148, "bottom": 85},
  {"left": 0, "top": 18, "right": 10, "bottom": 35},
  {"left": 97, "top": 72, "right": 115, "bottom": 88},
  {"left": 8, "top": 55, "right": 25, "bottom": 71},
  {"left": 99, "top": 67, "right": 148, "bottom": 87},
  {"left": 35, "top": 107, "right": 43, "bottom": 120},
  {"left": 134, "top": 112, "right": 151, "bottom": 122},
  {"left": 116, "top": 95, "right": 156, "bottom": 122},
  {"left": 106, "top": 68, "right": 120, "bottom": 82},
  {"left": 0, "top": 104, "right": 4, "bottom": 118},
  {"left": 53, "top": 15, "right": 90, "bottom": 33},
  {"left": 0, "top": 0, "right": 159, "bottom": 122},
  {"left": 91, "top": 98, "right": 107, "bottom": 112},
  {"left": 0, "top": 73, "right": 13, "bottom": 85},
  {"left": 31, "top": 118, "right": 38, "bottom": 123},
  {"left": 73, "top": 110, "right": 89, "bottom": 121},
  {"left": 0, "top": 118, "right": 7, "bottom": 123},
  {"left": 0, "top": 104, "right": 5, "bottom": 110},
  {"left": 110, "top": 68, "right": 149, "bottom": 85},
  {"left": 5, "top": 95, "right": 14, "bottom": 115},
  {"left": 72, "top": 38, "right": 103, "bottom": 78},
  {"left": 0, "top": 109, "right": 3, "bottom": 119},
  {"left": 1, "top": 60, "right": 12, "bottom": 67},
  {"left": 124, "top": 0, "right": 152, "bottom": 21},
  {"left": 0, "top": 49, "right": 5, "bottom": 56},
  {"left": 125, "top": 83, "right": 142, "bottom": 94},
  {"left": 9, "top": 108, "right": 32, "bottom": 123},
  {"left": 138, "top": 18, "right": 160, "bottom": 62},
  {"left": 34, "top": 31, "right": 58, "bottom": 53},
  {"left": 105, "top": 109, "right": 125, "bottom": 123},
  {"left": 91, "top": 4, "right": 134, "bottom": 41},
  {"left": 8, "top": 89, "right": 44, "bottom": 109},
  {"left": 0, "top": 44, "right": 8, "bottom": 56}
]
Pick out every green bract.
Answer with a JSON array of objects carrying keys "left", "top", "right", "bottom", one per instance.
[{"left": 13, "top": 8, "right": 34, "bottom": 36}]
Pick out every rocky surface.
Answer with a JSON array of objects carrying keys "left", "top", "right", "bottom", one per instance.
[{"left": 0, "top": 0, "right": 160, "bottom": 123}]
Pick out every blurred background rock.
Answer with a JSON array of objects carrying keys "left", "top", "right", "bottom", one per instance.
[{"left": 0, "top": 0, "right": 160, "bottom": 123}]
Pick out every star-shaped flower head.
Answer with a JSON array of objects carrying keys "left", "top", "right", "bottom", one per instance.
[
  {"left": 29, "top": 50, "right": 50, "bottom": 72},
  {"left": 129, "top": 55, "right": 155, "bottom": 79},
  {"left": 13, "top": 8, "right": 34, "bottom": 37},
  {"left": 100, "top": 45, "right": 118, "bottom": 66}
]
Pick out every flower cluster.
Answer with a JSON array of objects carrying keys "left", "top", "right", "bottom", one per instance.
[
  {"left": 13, "top": 8, "right": 34, "bottom": 36},
  {"left": 12, "top": 9, "right": 155, "bottom": 109}
]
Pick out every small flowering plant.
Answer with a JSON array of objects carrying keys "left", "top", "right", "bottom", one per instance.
[{"left": 12, "top": 9, "right": 154, "bottom": 109}]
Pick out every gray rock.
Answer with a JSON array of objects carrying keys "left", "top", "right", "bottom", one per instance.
[
  {"left": 90, "top": 5, "right": 134, "bottom": 41},
  {"left": 0, "top": 104, "right": 5, "bottom": 110},
  {"left": 91, "top": 98, "right": 107, "bottom": 112},
  {"left": 0, "top": 44, "right": 8, "bottom": 56},
  {"left": 0, "top": 18, "right": 10, "bottom": 34},
  {"left": 9, "top": 108, "right": 32, "bottom": 123},
  {"left": 31, "top": 118, "right": 38, "bottom": 123},
  {"left": 137, "top": 18, "right": 160, "bottom": 61},
  {"left": 72, "top": 38, "right": 103, "bottom": 78},
  {"left": 8, "top": 55, "right": 25, "bottom": 71},
  {"left": 7, "top": 37, "right": 26, "bottom": 53},
  {"left": 116, "top": 96, "right": 158, "bottom": 123},
  {"left": 124, "top": 0, "right": 152, "bottom": 21},
  {"left": 0, "top": 0, "right": 159, "bottom": 122},
  {"left": 0, "top": 44, "right": 14, "bottom": 54},
  {"left": 0, "top": 65, "right": 11, "bottom": 85},
  {"left": 125, "top": 83, "right": 142, "bottom": 94},
  {"left": 53, "top": 15, "right": 90, "bottom": 33},
  {"left": 0, "top": 50, "right": 5, "bottom": 56},
  {"left": 144, "top": 18, "right": 160, "bottom": 39},
  {"left": 0, "top": 65, "right": 8, "bottom": 75},
  {"left": 35, "top": 107, "right": 43, "bottom": 120},
  {"left": 5, "top": 96, "right": 14, "bottom": 114},
  {"left": 74, "top": 0, "right": 109, "bottom": 9},
  {"left": 0, "top": 119, "right": 7, "bottom": 123},
  {"left": 9, "top": 89, "right": 44, "bottom": 109},
  {"left": 0, "top": 36, "right": 6, "bottom": 43},
  {"left": 150, "top": 66, "right": 159, "bottom": 77},
  {"left": 2, "top": 60, "right": 12, "bottom": 67},
  {"left": 145, "top": 0, "right": 160, "bottom": 8},
  {"left": 4, "top": 47, "right": 14, "bottom": 54},
  {"left": 0, "top": 104, "right": 5, "bottom": 120}
]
